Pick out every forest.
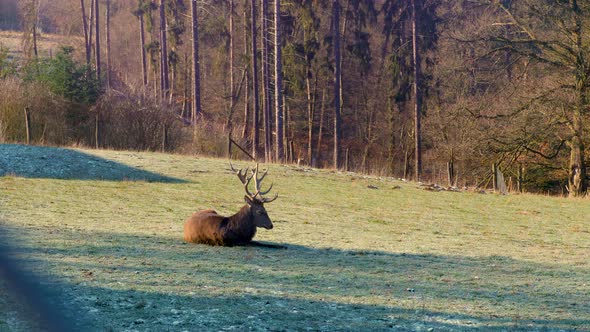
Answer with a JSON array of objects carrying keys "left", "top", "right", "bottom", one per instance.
[{"left": 0, "top": 0, "right": 589, "bottom": 197}]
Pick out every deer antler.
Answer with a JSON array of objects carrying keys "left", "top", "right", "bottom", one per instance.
[
  {"left": 251, "top": 164, "right": 278, "bottom": 203},
  {"left": 230, "top": 162, "right": 251, "bottom": 185},
  {"left": 231, "top": 162, "right": 277, "bottom": 203}
]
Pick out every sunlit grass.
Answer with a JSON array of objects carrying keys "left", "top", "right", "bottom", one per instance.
[{"left": 1, "top": 146, "right": 589, "bottom": 331}]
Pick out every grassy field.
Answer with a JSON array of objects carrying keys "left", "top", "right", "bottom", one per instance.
[
  {"left": 0, "top": 144, "right": 589, "bottom": 331},
  {"left": 0, "top": 30, "right": 84, "bottom": 61}
]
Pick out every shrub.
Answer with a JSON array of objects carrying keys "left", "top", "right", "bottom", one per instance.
[
  {"left": 0, "top": 78, "right": 68, "bottom": 145},
  {"left": 93, "top": 91, "right": 185, "bottom": 151}
]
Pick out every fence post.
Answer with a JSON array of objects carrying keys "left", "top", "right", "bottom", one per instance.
[
  {"left": 492, "top": 163, "right": 498, "bottom": 192},
  {"left": 403, "top": 151, "right": 409, "bottom": 179},
  {"left": 162, "top": 124, "right": 168, "bottom": 152},
  {"left": 24, "top": 107, "right": 31, "bottom": 145},
  {"left": 517, "top": 164, "right": 524, "bottom": 193},
  {"left": 94, "top": 113, "right": 100, "bottom": 149},
  {"left": 447, "top": 160, "right": 455, "bottom": 187},
  {"left": 345, "top": 148, "right": 350, "bottom": 172}
]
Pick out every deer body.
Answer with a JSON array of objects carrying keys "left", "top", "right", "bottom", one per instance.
[{"left": 183, "top": 164, "right": 277, "bottom": 246}]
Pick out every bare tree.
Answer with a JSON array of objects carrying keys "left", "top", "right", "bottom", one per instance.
[{"left": 21, "top": 0, "right": 39, "bottom": 62}]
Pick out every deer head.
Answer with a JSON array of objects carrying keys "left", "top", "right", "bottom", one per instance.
[{"left": 231, "top": 163, "right": 278, "bottom": 229}]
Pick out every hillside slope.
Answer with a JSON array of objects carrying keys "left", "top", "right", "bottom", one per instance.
[{"left": 1, "top": 145, "right": 589, "bottom": 331}]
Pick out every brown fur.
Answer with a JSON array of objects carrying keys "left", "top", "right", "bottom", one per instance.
[{"left": 183, "top": 197, "right": 273, "bottom": 246}]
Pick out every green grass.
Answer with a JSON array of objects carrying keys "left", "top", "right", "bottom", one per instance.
[{"left": 1, "top": 145, "right": 589, "bottom": 331}]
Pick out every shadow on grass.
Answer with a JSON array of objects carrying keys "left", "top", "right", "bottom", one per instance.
[
  {"left": 0, "top": 144, "right": 186, "bottom": 182},
  {"left": 3, "top": 226, "right": 589, "bottom": 331}
]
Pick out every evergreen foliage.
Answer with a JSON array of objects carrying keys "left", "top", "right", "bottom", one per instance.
[{"left": 26, "top": 47, "right": 100, "bottom": 105}]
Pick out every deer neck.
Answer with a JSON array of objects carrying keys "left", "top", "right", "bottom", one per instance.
[{"left": 228, "top": 205, "right": 255, "bottom": 231}]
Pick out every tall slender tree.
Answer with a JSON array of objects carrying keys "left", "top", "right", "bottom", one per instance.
[
  {"left": 261, "top": 0, "right": 272, "bottom": 162},
  {"left": 105, "top": 0, "right": 112, "bottom": 89},
  {"left": 94, "top": 0, "right": 101, "bottom": 81},
  {"left": 159, "top": 0, "right": 170, "bottom": 100},
  {"left": 132, "top": 3, "right": 149, "bottom": 89},
  {"left": 242, "top": 3, "right": 251, "bottom": 140},
  {"left": 80, "top": 0, "right": 91, "bottom": 65},
  {"left": 89, "top": 0, "right": 95, "bottom": 62},
  {"left": 411, "top": 0, "right": 422, "bottom": 181},
  {"left": 274, "top": 0, "right": 284, "bottom": 161},
  {"left": 332, "top": 0, "right": 342, "bottom": 169},
  {"left": 251, "top": 0, "right": 261, "bottom": 160},
  {"left": 227, "top": 0, "right": 235, "bottom": 134},
  {"left": 190, "top": 0, "right": 202, "bottom": 130}
]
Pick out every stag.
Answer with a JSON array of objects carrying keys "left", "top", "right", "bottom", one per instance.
[{"left": 183, "top": 164, "right": 278, "bottom": 246}]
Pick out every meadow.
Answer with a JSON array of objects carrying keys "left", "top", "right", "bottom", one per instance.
[
  {"left": 0, "top": 30, "right": 83, "bottom": 60},
  {"left": 0, "top": 144, "right": 589, "bottom": 331}
]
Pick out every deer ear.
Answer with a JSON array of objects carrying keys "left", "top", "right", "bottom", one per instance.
[{"left": 244, "top": 195, "right": 254, "bottom": 206}]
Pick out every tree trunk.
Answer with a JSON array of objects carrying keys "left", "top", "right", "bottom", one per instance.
[
  {"left": 227, "top": 0, "right": 235, "bottom": 134},
  {"left": 139, "top": 15, "right": 148, "bottom": 88},
  {"left": 568, "top": 2, "right": 588, "bottom": 197},
  {"left": 411, "top": 0, "right": 422, "bottom": 181},
  {"left": 332, "top": 0, "right": 342, "bottom": 169},
  {"left": 517, "top": 164, "right": 524, "bottom": 193},
  {"left": 190, "top": 0, "right": 203, "bottom": 134},
  {"left": 569, "top": 90, "right": 588, "bottom": 197},
  {"left": 32, "top": 15, "right": 38, "bottom": 59},
  {"left": 261, "top": 0, "right": 272, "bottom": 162},
  {"left": 105, "top": 0, "right": 112, "bottom": 89},
  {"left": 80, "top": 0, "right": 91, "bottom": 65},
  {"left": 250, "top": 0, "right": 261, "bottom": 160},
  {"left": 306, "top": 72, "right": 315, "bottom": 165},
  {"left": 159, "top": 0, "right": 170, "bottom": 101},
  {"left": 315, "top": 87, "right": 326, "bottom": 167},
  {"left": 24, "top": 107, "right": 31, "bottom": 145},
  {"left": 338, "top": 0, "right": 348, "bottom": 129},
  {"left": 162, "top": 124, "right": 168, "bottom": 152},
  {"left": 182, "top": 53, "right": 189, "bottom": 118},
  {"left": 492, "top": 163, "right": 498, "bottom": 192},
  {"left": 95, "top": 112, "right": 100, "bottom": 149},
  {"left": 274, "top": 0, "right": 284, "bottom": 162},
  {"left": 242, "top": 4, "right": 251, "bottom": 140},
  {"left": 89, "top": 0, "right": 94, "bottom": 61},
  {"left": 94, "top": 0, "right": 101, "bottom": 81}
]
